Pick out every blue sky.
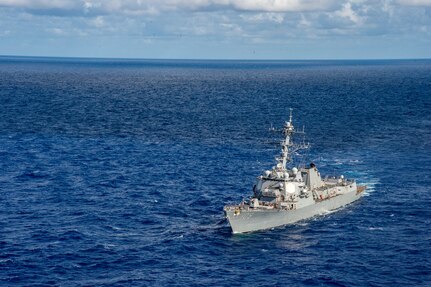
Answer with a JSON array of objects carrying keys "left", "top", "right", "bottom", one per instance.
[{"left": 0, "top": 0, "right": 430, "bottom": 59}]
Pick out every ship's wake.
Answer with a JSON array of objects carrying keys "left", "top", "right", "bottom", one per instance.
[{"left": 358, "top": 177, "right": 380, "bottom": 196}]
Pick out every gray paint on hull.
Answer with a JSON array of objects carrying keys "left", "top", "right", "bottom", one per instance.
[{"left": 226, "top": 190, "right": 362, "bottom": 234}]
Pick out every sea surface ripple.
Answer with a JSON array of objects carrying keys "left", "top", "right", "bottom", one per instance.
[{"left": 0, "top": 57, "right": 430, "bottom": 286}]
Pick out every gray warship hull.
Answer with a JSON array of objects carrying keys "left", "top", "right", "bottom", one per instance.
[
  {"left": 223, "top": 112, "right": 366, "bottom": 234},
  {"left": 225, "top": 188, "right": 364, "bottom": 234}
]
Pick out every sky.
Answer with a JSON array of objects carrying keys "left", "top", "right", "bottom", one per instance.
[{"left": 0, "top": 0, "right": 430, "bottom": 59}]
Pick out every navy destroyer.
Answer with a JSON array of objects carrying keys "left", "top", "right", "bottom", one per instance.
[{"left": 224, "top": 110, "right": 366, "bottom": 234}]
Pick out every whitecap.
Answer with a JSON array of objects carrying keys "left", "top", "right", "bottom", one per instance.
[{"left": 368, "top": 227, "right": 384, "bottom": 231}]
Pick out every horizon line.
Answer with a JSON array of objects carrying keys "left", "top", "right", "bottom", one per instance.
[{"left": 1, "top": 54, "right": 431, "bottom": 62}]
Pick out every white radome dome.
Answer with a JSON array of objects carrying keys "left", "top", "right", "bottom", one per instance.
[{"left": 286, "top": 182, "right": 295, "bottom": 194}]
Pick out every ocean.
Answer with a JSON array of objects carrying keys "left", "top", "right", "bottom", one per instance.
[{"left": 0, "top": 57, "right": 430, "bottom": 286}]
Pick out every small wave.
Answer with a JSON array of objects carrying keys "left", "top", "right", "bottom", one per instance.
[
  {"left": 113, "top": 232, "right": 141, "bottom": 237},
  {"left": 315, "top": 204, "right": 351, "bottom": 217},
  {"left": 318, "top": 209, "right": 338, "bottom": 216},
  {"left": 0, "top": 259, "right": 13, "bottom": 264},
  {"left": 102, "top": 243, "right": 116, "bottom": 249},
  {"left": 160, "top": 232, "right": 187, "bottom": 244},
  {"left": 17, "top": 169, "right": 48, "bottom": 179},
  {"left": 189, "top": 219, "right": 228, "bottom": 236},
  {"left": 368, "top": 227, "right": 384, "bottom": 231},
  {"left": 59, "top": 230, "right": 85, "bottom": 241},
  {"left": 106, "top": 225, "right": 123, "bottom": 231},
  {"left": 361, "top": 178, "right": 380, "bottom": 196}
]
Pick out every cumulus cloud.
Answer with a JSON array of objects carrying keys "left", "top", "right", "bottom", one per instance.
[
  {"left": 1, "top": 0, "right": 430, "bottom": 16},
  {"left": 0, "top": 0, "right": 430, "bottom": 53},
  {"left": 0, "top": 0, "right": 339, "bottom": 14},
  {"left": 333, "top": 2, "right": 362, "bottom": 25},
  {"left": 219, "top": 0, "right": 337, "bottom": 12}
]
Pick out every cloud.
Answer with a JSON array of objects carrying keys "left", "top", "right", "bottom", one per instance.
[
  {"left": 0, "top": 0, "right": 340, "bottom": 15},
  {"left": 334, "top": 2, "right": 362, "bottom": 25},
  {"left": 0, "top": 0, "right": 430, "bottom": 57},
  {"left": 219, "top": 0, "right": 337, "bottom": 12},
  {"left": 90, "top": 15, "right": 104, "bottom": 28},
  {"left": 397, "top": 0, "right": 431, "bottom": 6},
  {"left": 1, "top": 0, "right": 430, "bottom": 17},
  {"left": 0, "top": 0, "right": 76, "bottom": 10},
  {"left": 240, "top": 13, "right": 285, "bottom": 24},
  {"left": 46, "top": 27, "right": 66, "bottom": 35}
]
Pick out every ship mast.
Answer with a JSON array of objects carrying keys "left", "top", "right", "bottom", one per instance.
[{"left": 275, "top": 109, "right": 309, "bottom": 172}]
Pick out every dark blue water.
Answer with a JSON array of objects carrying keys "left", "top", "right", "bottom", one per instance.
[{"left": 0, "top": 57, "right": 430, "bottom": 286}]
